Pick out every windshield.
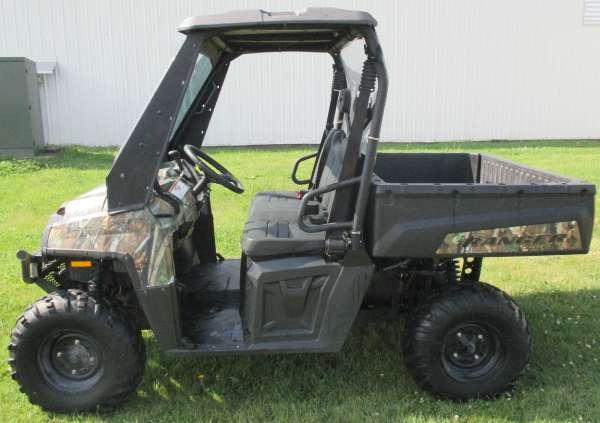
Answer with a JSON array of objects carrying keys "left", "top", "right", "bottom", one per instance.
[{"left": 171, "top": 53, "right": 213, "bottom": 137}]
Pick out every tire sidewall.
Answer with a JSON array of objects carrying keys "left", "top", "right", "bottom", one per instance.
[
  {"left": 405, "top": 285, "right": 531, "bottom": 399},
  {"left": 424, "top": 308, "right": 528, "bottom": 397},
  {"left": 11, "top": 292, "right": 144, "bottom": 412}
]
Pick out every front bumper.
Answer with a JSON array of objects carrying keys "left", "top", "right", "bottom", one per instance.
[
  {"left": 16, "top": 250, "right": 43, "bottom": 284},
  {"left": 16, "top": 250, "right": 61, "bottom": 292}
]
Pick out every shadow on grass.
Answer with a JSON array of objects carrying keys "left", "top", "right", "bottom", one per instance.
[{"left": 105, "top": 288, "right": 600, "bottom": 421}]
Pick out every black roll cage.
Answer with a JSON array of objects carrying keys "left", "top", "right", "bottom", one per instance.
[{"left": 107, "top": 9, "right": 388, "bottom": 247}]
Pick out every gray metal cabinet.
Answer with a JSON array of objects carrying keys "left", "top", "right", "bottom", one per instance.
[{"left": 0, "top": 57, "right": 44, "bottom": 155}]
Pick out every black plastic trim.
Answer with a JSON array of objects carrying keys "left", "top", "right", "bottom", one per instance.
[
  {"left": 291, "top": 151, "right": 318, "bottom": 185},
  {"left": 298, "top": 177, "right": 361, "bottom": 233}
]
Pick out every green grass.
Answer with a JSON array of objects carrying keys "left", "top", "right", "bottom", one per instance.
[{"left": 1, "top": 140, "right": 599, "bottom": 422}]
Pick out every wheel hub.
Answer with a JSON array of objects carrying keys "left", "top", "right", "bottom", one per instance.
[
  {"left": 442, "top": 322, "right": 502, "bottom": 381},
  {"left": 48, "top": 334, "right": 101, "bottom": 380}
]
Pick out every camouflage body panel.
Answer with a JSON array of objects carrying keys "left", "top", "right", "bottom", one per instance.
[
  {"left": 436, "top": 221, "right": 582, "bottom": 256},
  {"left": 45, "top": 167, "right": 197, "bottom": 287}
]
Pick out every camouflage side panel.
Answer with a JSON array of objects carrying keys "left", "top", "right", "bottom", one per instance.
[
  {"left": 46, "top": 178, "right": 198, "bottom": 287},
  {"left": 47, "top": 208, "right": 157, "bottom": 278},
  {"left": 436, "top": 220, "right": 582, "bottom": 256}
]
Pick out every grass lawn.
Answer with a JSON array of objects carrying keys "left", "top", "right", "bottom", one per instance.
[{"left": 0, "top": 140, "right": 599, "bottom": 422}]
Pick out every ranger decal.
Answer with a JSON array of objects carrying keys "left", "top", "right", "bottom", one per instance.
[{"left": 436, "top": 221, "right": 582, "bottom": 255}]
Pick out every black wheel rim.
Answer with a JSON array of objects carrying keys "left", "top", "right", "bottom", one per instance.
[
  {"left": 441, "top": 322, "right": 504, "bottom": 382},
  {"left": 38, "top": 330, "right": 104, "bottom": 392}
]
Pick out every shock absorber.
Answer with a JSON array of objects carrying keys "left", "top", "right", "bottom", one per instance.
[{"left": 359, "top": 59, "right": 377, "bottom": 94}]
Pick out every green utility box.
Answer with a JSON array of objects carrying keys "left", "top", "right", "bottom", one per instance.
[{"left": 0, "top": 57, "right": 44, "bottom": 155}]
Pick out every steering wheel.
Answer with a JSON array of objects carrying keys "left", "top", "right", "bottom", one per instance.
[{"left": 182, "top": 144, "right": 244, "bottom": 194}]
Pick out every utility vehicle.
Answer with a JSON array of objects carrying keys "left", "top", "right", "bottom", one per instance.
[{"left": 9, "top": 8, "right": 596, "bottom": 412}]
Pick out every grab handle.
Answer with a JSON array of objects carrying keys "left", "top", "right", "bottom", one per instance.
[
  {"left": 291, "top": 152, "right": 318, "bottom": 185},
  {"left": 297, "top": 177, "right": 360, "bottom": 233}
]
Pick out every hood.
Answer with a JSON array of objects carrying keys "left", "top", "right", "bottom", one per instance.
[
  {"left": 40, "top": 184, "right": 184, "bottom": 288},
  {"left": 57, "top": 185, "right": 108, "bottom": 220}
]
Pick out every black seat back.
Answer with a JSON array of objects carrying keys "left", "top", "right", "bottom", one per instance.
[
  {"left": 311, "top": 89, "right": 352, "bottom": 187},
  {"left": 312, "top": 89, "right": 353, "bottom": 216},
  {"left": 318, "top": 129, "right": 346, "bottom": 212}
]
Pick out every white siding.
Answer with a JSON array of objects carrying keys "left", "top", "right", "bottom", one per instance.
[
  {"left": 584, "top": 0, "right": 600, "bottom": 24},
  {"left": 1, "top": 0, "right": 599, "bottom": 146}
]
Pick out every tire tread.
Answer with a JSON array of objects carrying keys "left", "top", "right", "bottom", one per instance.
[
  {"left": 403, "top": 282, "right": 531, "bottom": 400},
  {"left": 8, "top": 289, "right": 146, "bottom": 412}
]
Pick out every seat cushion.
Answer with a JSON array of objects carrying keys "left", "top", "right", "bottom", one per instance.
[
  {"left": 242, "top": 219, "right": 325, "bottom": 258},
  {"left": 243, "top": 191, "right": 325, "bottom": 258},
  {"left": 247, "top": 191, "right": 301, "bottom": 222}
]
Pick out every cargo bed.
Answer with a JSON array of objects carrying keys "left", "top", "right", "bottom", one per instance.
[{"left": 367, "top": 153, "right": 595, "bottom": 258}]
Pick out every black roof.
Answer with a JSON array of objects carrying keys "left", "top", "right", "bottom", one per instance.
[
  {"left": 178, "top": 8, "right": 377, "bottom": 33},
  {"left": 178, "top": 8, "right": 376, "bottom": 54}
]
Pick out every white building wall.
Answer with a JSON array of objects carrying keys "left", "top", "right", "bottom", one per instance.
[{"left": 1, "top": 0, "right": 599, "bottom": 146}]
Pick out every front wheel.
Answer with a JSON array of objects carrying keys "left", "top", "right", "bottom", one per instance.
[
  {"left": 8, "top": 289, "right": 146, "bottom": 412},
  {"left": 403, "top": 282, "right": 531, "bottom": 400}
]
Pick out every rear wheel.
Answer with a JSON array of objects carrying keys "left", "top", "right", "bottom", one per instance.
[
  {"left": 8, "top": 289, "right": 146, "bottom": 412},
  {"left": 403, "top": 282, "right": 530, "bottom": 399}
]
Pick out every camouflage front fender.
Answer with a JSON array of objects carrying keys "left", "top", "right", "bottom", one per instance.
[
  {"left": 22, "top": 247, "right": 181, "bottom": 349},
  {"left": 39, "top": 183, "right": 197, "bottom": 288}
]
